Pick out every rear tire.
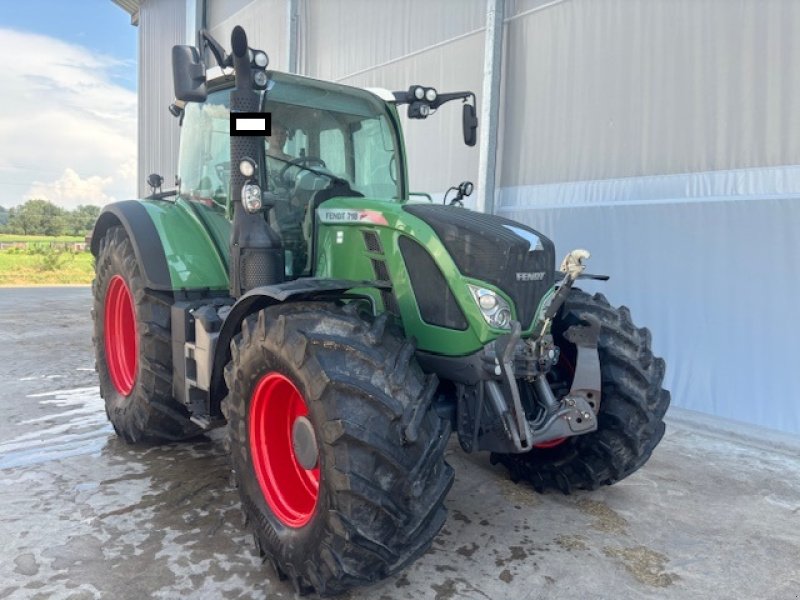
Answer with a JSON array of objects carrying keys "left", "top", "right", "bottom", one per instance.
[
  {"left": 492, "top": 290, "right": 670, "bottom": 494},
  {"left": 92, "top": 226, "right": 201, "bottom": 442},
  {"left": 223, "top": 302, "right": 453, "bottom": 595}
]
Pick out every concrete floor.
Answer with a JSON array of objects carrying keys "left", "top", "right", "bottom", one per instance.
[{"left": 1, "top": 287, "right": 799, "bottom": 599}]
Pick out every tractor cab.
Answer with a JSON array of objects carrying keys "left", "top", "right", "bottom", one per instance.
[{"left": 174, "top": 70, "right": 407, "bottom": 278}]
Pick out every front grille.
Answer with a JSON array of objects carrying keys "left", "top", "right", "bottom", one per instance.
[
  {"left": 381, "top": 290, "right": 400, "bottom": 316},
  {"left": 371, "top": 257, "right": 399, "bottom": 316},
  {"left": 403, "top": 204, "right": 555, "bottom": 328},
  {"left": 399, "top": 236, "right": 468, "bottom": 330},
  {"left": 371, "top": 258, "right": 390, "bottom": 282},
  {"left": 362, "top": 230, "right": 383, "bottom": 254}
]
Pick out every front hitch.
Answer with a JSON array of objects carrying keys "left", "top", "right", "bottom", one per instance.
[{"left": 478, "top": 249, "right": 605, "bottom": 453}]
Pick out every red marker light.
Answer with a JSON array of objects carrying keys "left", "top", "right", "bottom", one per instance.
[{"left": 358, "top": 210, "right": 388, "bottom": 226}]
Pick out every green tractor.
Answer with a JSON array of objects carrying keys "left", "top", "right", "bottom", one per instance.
[{"left": 91, "top": 26, "right": 669, "bottom": 595}]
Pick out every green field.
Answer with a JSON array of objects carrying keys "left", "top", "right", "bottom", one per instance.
[
  {"left": 0, "top": 247, "right": 94, "bottom": 286},
  {"left": 0, "top": 233, "right": 85, "bottom": 243}
]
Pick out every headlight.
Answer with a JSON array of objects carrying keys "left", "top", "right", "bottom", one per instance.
[
  {"left": 241, "top": 182, "right": 262, "bottom": 213},
  {"left": 425, "top": 88, "right": 437, "bottom": 102},
  {"left": 468, "top": 285, "right": 512, "bottom": 329},
  {"left": 414, "top": 86, "right": 425, "bottom": 100}
]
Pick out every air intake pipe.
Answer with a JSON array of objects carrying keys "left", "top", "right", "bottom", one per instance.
[{"left": 228, "top": 26, "right": 284, "bottom": 297}]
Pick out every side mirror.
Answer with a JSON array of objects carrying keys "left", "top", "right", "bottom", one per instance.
[
  {"left": 462, "top": 103, "right": 478, "bottom": 146},
  {"left": 172, "top": 45, "right": 207, "bottom": 102}
]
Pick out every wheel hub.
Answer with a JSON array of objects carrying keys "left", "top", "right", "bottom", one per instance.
[{"left": 292, "top": 416, "right": 319, "bottom": 470}]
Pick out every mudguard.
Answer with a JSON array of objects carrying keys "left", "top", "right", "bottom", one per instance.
[
  {"left": 91, "top": 199, "right": 229, "bottom": 292},
  {"left": 208, "top": 278, "right": 389, "bottom": 411}
]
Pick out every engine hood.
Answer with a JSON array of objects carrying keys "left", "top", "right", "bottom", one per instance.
[{"left": 402, "top": 204, "right": 555, "bottom": 328}]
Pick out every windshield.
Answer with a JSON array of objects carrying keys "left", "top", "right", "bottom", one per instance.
[
  {"left": 264, "top": 75, "right": 401, "bottom": 200},
  {"left": 177, "top": 76, "right": 403, "bottom": 208}
]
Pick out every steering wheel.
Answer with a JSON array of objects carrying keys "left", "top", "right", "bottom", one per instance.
[
  {"left": 278, "top": 156, "right": 327, "bottom": 182},
  {"left": 215, "top": 162, "right": 231, "bottom": 184}
]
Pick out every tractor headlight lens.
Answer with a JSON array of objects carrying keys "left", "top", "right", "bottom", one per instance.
[
  {"left": 241, "top": 183, "right": 262, "bottom": 213},
  {"left": 414, "top": 86, "right": 425, "bottom": 100},
  {"left": 425, "top": 88, "right": 437, "bottom": 102},
  {"left": 468, "top": 285, "right": 512, "bottom": 330},
  {"left": 478, "top": 293, "right": 497, "bottom": 310},
  {"left": 494, "top": 308, "right": 512, "bottom": 328},
  {"left": 253, "top": 70, "right": 268, "bottom": 88},
  {"left": 253, "top": 51, "right": 268, "bottom": 68}
]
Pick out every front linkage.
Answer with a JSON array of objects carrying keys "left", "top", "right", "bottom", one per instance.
[{"left": 451, "top": 249, "right": 607, "bottom": 454}]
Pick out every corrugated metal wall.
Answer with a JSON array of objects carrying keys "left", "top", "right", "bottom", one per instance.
[
  {"left": 136, "top": 0, "right": 186, "bottom": 198},
  {"left": 207, "top": 0, "right": 288, "bottom": 70},
  {"left": 499, "top": 0, "right": 800, "bottom": 188}
]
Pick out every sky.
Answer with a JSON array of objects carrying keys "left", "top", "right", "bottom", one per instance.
[{"left": 0, "top": 0, "right": 137, "bottom": 209}]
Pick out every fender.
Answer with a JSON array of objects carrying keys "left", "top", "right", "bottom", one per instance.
[
  {"left": 91, "top": 199, "right": 229, "bottom": 292},
  {"left": 208, "top": 278, "right": 390, "bottom": 412},
  {"left": 91, "top": 200, "right": 173, "bottom": 290}
]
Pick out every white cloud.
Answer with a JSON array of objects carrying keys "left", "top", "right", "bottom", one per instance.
[
  {"left": 26, "top": 168, "right": 114, "bottom": 209},
  {"left": 0, "top": 28, "right": 137, "bottom": 209}
]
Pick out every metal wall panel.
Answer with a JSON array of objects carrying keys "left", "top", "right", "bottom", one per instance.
[
  {"left": 137, "top": 0, "right": 186, "bottom": 197},
  {"left": 340, "top": 33, "right": 484, "bottom": 200},
  {"left": 208, "top": 0, "right": 288, "bottom": 70},
  {"left": 500, "top": 0, "right": 800, "bottom": 187},
  {"left": 299, "top": 0, "right": 485, "bottom": 81}
]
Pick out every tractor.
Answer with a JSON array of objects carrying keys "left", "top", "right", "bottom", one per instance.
[{"left": 91, "top": 26, "right": 669, "bottom": 595}]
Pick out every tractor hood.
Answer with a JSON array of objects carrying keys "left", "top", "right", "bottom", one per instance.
[{"left": 401, "top": 204, "right": 555, "bottom": 328}]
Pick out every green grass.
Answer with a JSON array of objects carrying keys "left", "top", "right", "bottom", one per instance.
[
  {"left": 0, "top": 251, "right": 94, "bottom": 286},
  {"left": 0, "top": 233, "right": 85, "bottom": 243}
]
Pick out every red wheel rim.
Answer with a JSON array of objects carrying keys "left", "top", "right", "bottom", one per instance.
[
  {"left": 104, "top": 275, "right": 138, "bottom": 396},
  {"left": 249, "top": 372, "right": 320, "bottom": 528},
  {"left": 533, "top": 437, "right": 566, "bottom": 449}
]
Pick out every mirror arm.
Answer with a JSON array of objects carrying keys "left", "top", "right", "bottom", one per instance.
[
  {"left": 197, "top": 28, "right": 231, "bottom": 68},
  {"left": 430, "top": 91, "right": 474, "bottom": 109}
]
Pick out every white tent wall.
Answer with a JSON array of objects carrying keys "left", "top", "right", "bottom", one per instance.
[
  {"left": 135, "top": 0, "right": 186, "bottom": 198},
  {"left": 207, "top": 0, "right": 288, "bottom": 70},
  {"left": 500, "top": 0, "right": 800, "bottom": 186}
]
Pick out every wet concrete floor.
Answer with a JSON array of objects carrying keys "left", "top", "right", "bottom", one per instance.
[{"left": 1, "top": 287, "right": 799, "bottom": 599}]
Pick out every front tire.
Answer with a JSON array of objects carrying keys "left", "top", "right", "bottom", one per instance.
[
  {"left": 92, "top": 226, "right": 201, "bottom": 442},
  {"left": 492, "top": 290, "right": 670, "bottom": 494},
  {"left": 223, "top": 302, "right": 453, "bottom": 595}
]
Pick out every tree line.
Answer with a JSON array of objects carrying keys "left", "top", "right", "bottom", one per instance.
[{"left": 0, "top": 200, "right": 101, "bottom": 237}]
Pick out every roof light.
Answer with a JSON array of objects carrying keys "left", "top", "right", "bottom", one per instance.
[{"left": 253, "top": 51, "right": 268, "bottom": 68}]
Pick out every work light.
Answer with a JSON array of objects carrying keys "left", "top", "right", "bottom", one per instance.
[{"left": 241, "top": 183, "right": 263, "bottom": 212}]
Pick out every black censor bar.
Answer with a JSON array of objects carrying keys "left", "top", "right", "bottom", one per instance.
[{"left": 230, "top": 112, "right": 271, "bottom": 136}]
